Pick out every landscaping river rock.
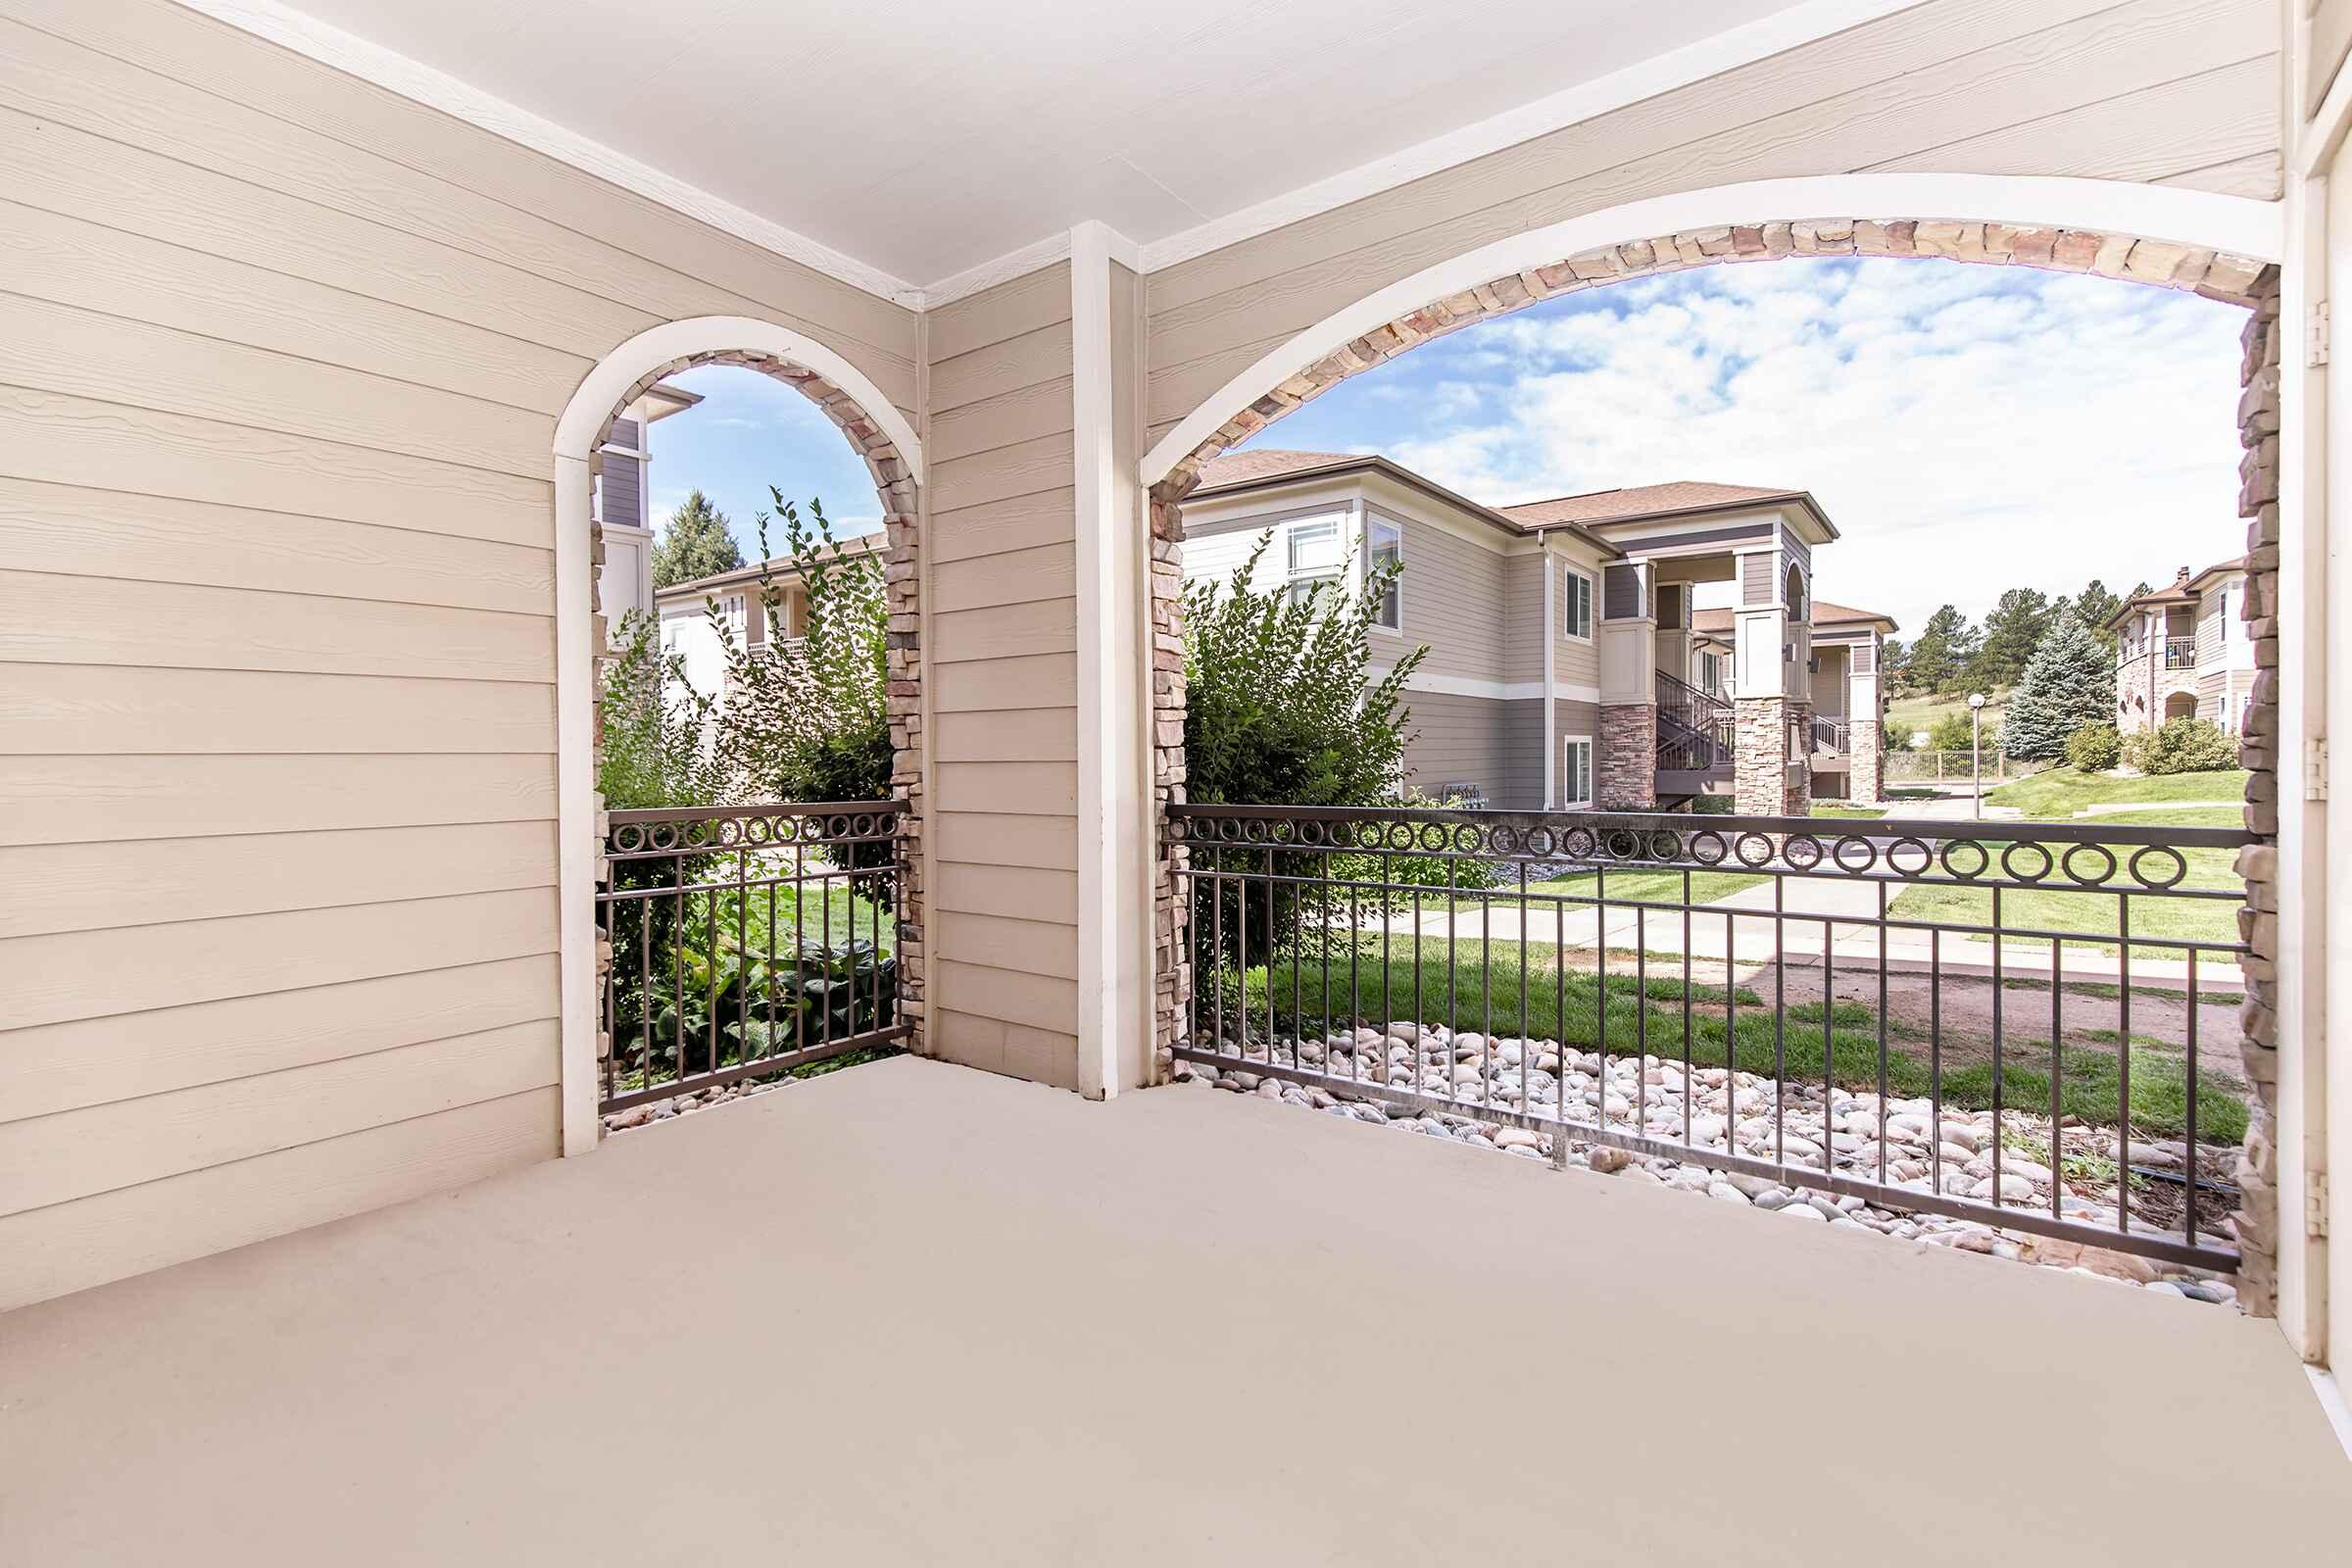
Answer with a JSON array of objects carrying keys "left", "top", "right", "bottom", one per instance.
[{"left": 1171, "top": 1021, "right": 2239, "bottom": 1304}]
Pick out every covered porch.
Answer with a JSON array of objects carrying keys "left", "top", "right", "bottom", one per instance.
[{"left": 4, "top": 1054, "right": 2344, "bottom": 1566}]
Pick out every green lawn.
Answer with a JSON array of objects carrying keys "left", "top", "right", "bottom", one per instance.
[
  {"left": 1979, "top": 768, "right": 2248, "bottom": 820},
  {"left": 1219, "top": 936, "right": 2244, "bottom": 1141},
  {"left": 1886, "top": 782, "right": 2246, "bottom": 958},
  {"left": 1811, "top": 801, "right": 1886, "bottom": 819},
  {"left": 1886, "top": 685, "right": 2009, "bottom": 739},
  {"left": 1456, "top": 866, "right": 1767, "bottom": 910}
]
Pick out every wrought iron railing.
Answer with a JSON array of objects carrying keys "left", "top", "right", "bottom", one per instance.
[
  {"left": 598, "top": 802, "right": 907, "bottom": 1115},
  {"left": 1167, "top": 803, "right": 2252, "bottom": 1270},
  {"left": 1656, "top": 669, "right": 1734, "bottom": 771},
  {"left": 2165, "top": 636, "right": 2199, "bottom": 670}
]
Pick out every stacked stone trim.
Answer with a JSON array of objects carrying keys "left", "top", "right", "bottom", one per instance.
[
  {"left": 1596, "top": 704, "right": 1658, "bottom": 809},
  {"left": 1849, "top": 718, "right": 1884, "bottom": 807},
  {"left": 2230, "top": 270, "right": 2282, "bottom": 1315},
  {"left": 1148, "top": 470, "right": 1198, "bottom": 1082},
  {"left": 590, "top": 351, "right": 927, "bottom": 1052},
  {"left": 1144, "top": 223, "right": 2277, "bottom": 1311},
  {"left": 1732, "top": 697, "right": 1811, "bottom": 816}
]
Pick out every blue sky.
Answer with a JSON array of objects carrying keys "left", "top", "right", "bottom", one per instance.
[
  {"left": 645, "top": 364, "right": 885, "bottom": 559},
  {"left": 1240, "top": 256, "right": 2249, "bottom": 634},
  {"left": 643, "top": 257, "right": 2248, "bottom": 636}
]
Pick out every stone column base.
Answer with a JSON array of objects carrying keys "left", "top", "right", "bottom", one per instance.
[
  {"left": 1735, "top": 697, "right": 1808, "bottom": 816},
  {"left": 1850, "top": 718, "right": 1884, "bottom": 806},
  {"left": 1596, "top": 703, "right": 1656, "bottom": 809}
]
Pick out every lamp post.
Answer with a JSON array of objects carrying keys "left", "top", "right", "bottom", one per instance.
[{"left": 1968, "top": 692, "right": 1986, "bottom": 818}]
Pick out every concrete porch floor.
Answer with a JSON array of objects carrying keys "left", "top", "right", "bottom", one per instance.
[{"left": 3, "top": 1055, "right": 2345, "bottom": 1565}]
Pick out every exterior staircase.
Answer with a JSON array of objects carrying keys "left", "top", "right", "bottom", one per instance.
[{"left": 1655, "top": 669, "right": 1734, "bottom": 794}]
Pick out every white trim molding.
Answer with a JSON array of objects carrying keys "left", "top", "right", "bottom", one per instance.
[
  {"left": 1141, "top": 174, "right": 2285, "bottom": 485},
  {"left": 173, "top": 0, "right": 926, "bottom": 306},
  {"left": 549, "top": 314, "right": 924, "bottom": 1152},
  {"left": 554, "top": 316, "right": 924, "bottom": 480}
]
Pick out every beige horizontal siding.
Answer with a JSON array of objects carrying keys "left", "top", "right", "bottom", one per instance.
[
  {"left": 923, "top": 262, "right": 1082, "bottom": 1075},
  {"left": 0, "top": 1088, "right": 557, "bottom": 1314},
  {"left": 0, "top": 754, "right": 553, "bottom": 847},
  {"left": 0, "top": 956, "right": 557, "bottom": 1124},
  {"left": 1144, "top": 0, "right": 2277, "bottom": 435},
  {"left": 0, "top": 0, "right": 922, "bottom": 1311},
  {"left": 0, "top": 477, "right": 554, "bottom": 612},
  {"left": 0, "top": 666, "right": 554, "bottom": 756}
]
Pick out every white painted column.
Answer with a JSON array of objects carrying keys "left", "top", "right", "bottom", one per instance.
[
  {"left": 1069, "top": 221, "right": 1151, "bottom": 1099},
  {"left": 554, "top": 452, "right": 601, "bottom": 1155}
]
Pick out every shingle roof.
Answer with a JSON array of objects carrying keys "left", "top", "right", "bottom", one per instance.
[
  {"left": 1194, "top": 448, "right": 1363, "bottom": 488},
  {"left": 2104, "top": 557, "right": 2245, "bottom": 628},
  {"left": 1498, "top": 481, "right": 1807, "bottom": 528}
]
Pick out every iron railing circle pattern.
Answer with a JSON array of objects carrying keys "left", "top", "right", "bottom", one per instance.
[{"left": 1171, "top": 798, "right": 2254, "bottom": 1273}]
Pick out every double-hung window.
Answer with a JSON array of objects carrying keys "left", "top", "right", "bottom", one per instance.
[
  {"left": 1285, "top": 518, "right": 1346, "bottom": 607},
  {"left": 1563, "top": 565, "right": 1594, "bottom": 640},
  {"left": 1561, "top": 736, "right": 1593, "bottom": 808},
  {"left": 1363, "top": 515, "right": 1401, "bottom": 631}
]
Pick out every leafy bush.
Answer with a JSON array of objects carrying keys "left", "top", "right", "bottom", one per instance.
[
  {"left": 1925, "top": 710, "right": 1996, "bottom": 755},
  {"left": 2124, "top": 715, "right": 2237, "bottom": 774},
  {"left": 2064, "top": 722, "right": 2121, "bottom": 772},
  {"left": 1185, "top": 535, "right": 1482, "bottom": 975},
  {"left": 598, "top": 610, "right": 722, "bottom": 810},
  {"left": 611, "top": 928, "right": 894, "bottom": 1090},
  {"left": 703, "top": 496, "right": 899, "bottom": 906}
]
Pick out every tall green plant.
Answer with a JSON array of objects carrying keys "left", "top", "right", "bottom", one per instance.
[
  {"left": 2001, "top": 610, "right": 2115, "bottom": 761},
  {"left": 650, "top": 488, "right": 745, "bottom": 589},
  {"left": 598, "top": 610, "right": 722, "bottom": 809},
  {"left": 1185, "top": 534, "right": 1486, "bottom": 981},
  {"left": 703, "top": 494, "right": 898, "bottom": 906}
]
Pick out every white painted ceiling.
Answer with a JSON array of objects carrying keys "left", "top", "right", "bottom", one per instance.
[{"left": 274, "top": 0, "right": 1808, "bottom": 289}]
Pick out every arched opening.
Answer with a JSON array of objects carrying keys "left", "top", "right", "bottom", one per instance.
[
  {"left": 1146, "top": 190, "right": 2282, "bottom": 1301},
  {"left": 553, "top": 318, "right": 926, "bottom": 1155},
  {"left": 2166, "top": 690, "right": 2202, "bottom": 723}
]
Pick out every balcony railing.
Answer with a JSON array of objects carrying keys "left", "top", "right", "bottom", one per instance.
[
  {"left": 598, "top": 802, "right": 908, "bottom": 1114},
  {"left": 1656, "top": 669, "right": 1734, "bottom": 771},
  {"left": 1167, "top": 802, "right": 2252, "bottom": 1269},
  {"left": 2165, "top": 636, "right": 2198, "bottom": 670},
  {"left": 1811, "top": 714, "right": 1850, "bottom": 755}
]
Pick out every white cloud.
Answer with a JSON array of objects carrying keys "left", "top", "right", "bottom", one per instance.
[{"left": 1349, "top": 257, "right": 2242, "bottom": 633}]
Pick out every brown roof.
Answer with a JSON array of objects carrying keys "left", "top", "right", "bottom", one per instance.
[
  {"left": 1498, "top": 481, "right": 1807, "bottom": 528},
  {"left": 2104, "top": 557, "right": 2245, "bottom": 628},
  {"left": 655, "top": 530, "right": 885, "bottom": 601},
  {"left": 1690, "top": 598, "right": 1896, "bottom": 634},
  {"left": 1189, "top": 450, "right": 1621, "bottom": 558},
  {"left": 1194, "top": 448, "right": 1363, "bottom": 487}
]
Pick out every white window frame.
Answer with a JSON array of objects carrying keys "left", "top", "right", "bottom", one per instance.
[
  {"left": 1362, "top": 514, "right": 1403, "bottom": 633},
  {"left": 1561, "top": 734, "right": 1594, "bottom": 809},
  {"left": 1562, "top": 564, "right": 1595, "bottom": 641},
  {"left": 1284, "top": 516, "right": 1346, "bottom": 607}
]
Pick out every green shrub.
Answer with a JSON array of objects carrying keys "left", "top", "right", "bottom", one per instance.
[
  {"left": 1185, "top": 534, "right": 1476, "bottom": 972},
  {"left": 1925, "top": 710, "right": 1996, "bottom": 755},
  {"left": 2001, "top": 612, "right": 2116, "bottom": 761},
  {"left": 2064, "top": 722, "right": 2122, "bottom": 773},
  {"left": 2125, "top": 715, "right": 2237, "bottom": 774}
]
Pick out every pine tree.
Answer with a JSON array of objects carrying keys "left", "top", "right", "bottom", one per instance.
[
  {"left": 1973, "top": 587, "right": 2054, "bottom": 689},
  {"left": 2000, "top": 609, "right": 2117, "bottom": 761},
  {"left": 1905, "top": 605, "right": 1977, "bottom": 695},
  {"left": 2073, "top": 579, "right": 2126, "bottom": 651},
  {"left": 650, "top": 489, "right": 745, "bottom": 588}
]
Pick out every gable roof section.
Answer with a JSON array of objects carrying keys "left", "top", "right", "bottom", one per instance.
[
  {"left": 1189, "top": 450, "right": 1622, "bottom": 557},
  {"left": 2104, "top": 556, "right": 2245, "bottom": 628},
  {"left": 655, "top": 530, "right": 887, "bottom": 603}
]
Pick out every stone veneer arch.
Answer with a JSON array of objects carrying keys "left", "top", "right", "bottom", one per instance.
[
  {"left": 1143, "top": 218, "right": 2282, "bottom": 1311},
  {"left": 554, "top": 319, "right": 927, "bottom": 1158}
]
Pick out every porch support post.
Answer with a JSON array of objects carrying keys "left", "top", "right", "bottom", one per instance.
[
  {"left": 1595, "top": 560, "right": 1656, "bottom": 808},
  {"left": 1069, "top": 221, "right": 1152, "bottom": 1099},
  {"left": 1732, "top": 547, "right": 1807, "bottom": 815},
  {"left": 1848, "top": 662, "right": 1883, "bottom": 806}
]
